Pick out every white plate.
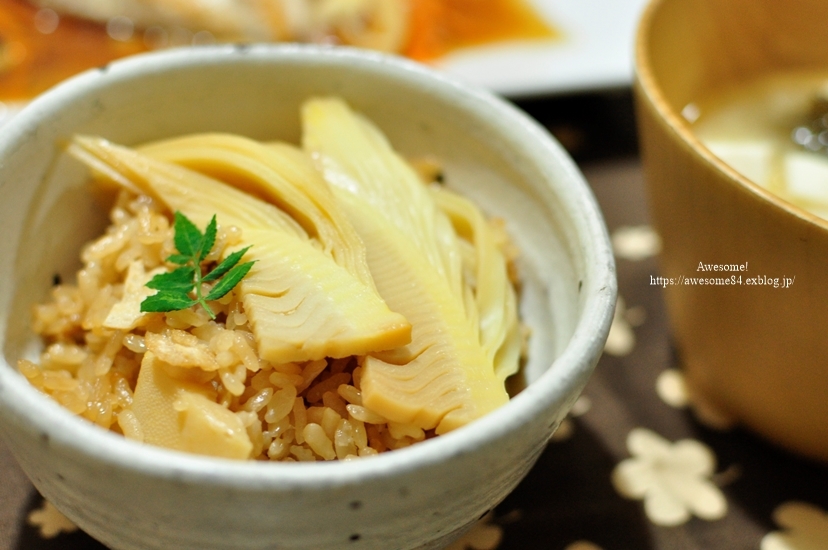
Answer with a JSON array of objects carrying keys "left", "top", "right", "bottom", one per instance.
[{"left": 435, "top": 0, "right": 650, "bottom": 98}]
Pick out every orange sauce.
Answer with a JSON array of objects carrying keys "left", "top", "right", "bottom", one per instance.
[
  {"left": 404, "top": 0, "right": 559, "bottom": 61},
  {"left": 0, "top": 0, "right": 558, "bottom": 102},
  {"left": 0, "top": 0, "right": 147, "bottom": 101}
]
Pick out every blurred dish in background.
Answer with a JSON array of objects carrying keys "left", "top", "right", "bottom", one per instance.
[
  {"left": 0, "top": 0, "right": 559, "bottom": 104},
  {"left": 1, "top": 0, "right": 652, "bottom": 105},
  {"left": 29, "top": 0, "right": 414, "bottom": 53}
]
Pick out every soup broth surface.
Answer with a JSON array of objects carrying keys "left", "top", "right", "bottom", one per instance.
[{"left": 691, "top": 71, "right": 828, "bottom": 218}]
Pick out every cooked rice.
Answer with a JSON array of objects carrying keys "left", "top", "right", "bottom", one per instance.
[{"left": 19, "top": 189, "right": 431, "bottom": 461}]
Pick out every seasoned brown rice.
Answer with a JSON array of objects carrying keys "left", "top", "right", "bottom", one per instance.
[{"left": 19, "top": 189, "right": 431, "bottom": 461}]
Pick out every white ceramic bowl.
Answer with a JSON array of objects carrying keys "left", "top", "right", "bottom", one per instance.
[{"left": 0, "top": 45, "right": 616, "bottom": 550}]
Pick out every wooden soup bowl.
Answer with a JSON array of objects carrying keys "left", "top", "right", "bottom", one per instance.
[{"left": 635, "top": 0, "right": 828, "bottom": 462}]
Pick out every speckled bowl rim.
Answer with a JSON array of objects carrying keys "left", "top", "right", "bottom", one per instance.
[{"left": 0, "top": 44, "right": 616, "bottom": 491}]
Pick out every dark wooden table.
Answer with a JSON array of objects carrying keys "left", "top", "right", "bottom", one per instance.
[{"left": 3, "top": 89, "right": 828, "bottom": 550}]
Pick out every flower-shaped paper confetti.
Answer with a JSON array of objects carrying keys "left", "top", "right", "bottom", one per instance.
[
  {"left": 656, "top": 369, "right": 689, "bottom": 408},
  {"left": 447, "top": 512, "right": 503, "bottom": 550},
  {"left": 604, "top": 296, "right": 636, "bottom": 357},
  {"left": 762, "top": 501, "right": 828, "bottom": 550},
  {"left": 611, "top": 428, "right": 727, "bottom": 526},
  {"left": 611, "top": 225, "right": 662, "bottom": 261},
  {"left": 28, "top": 499, "right": 78, "bottom": 538},
  {"left": 549, "top": 395, "right": 593, "bottom": 442}
]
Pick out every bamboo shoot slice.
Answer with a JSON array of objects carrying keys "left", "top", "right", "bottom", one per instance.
[
  {"left": 138, "top": 134, "right": 376, "bottom": 290},
  {"left": 130, "top": 351, "right": 252, "bottom": 460},
  {"left": 429, "top": 185, "right": 522, "bottom": 382},
  {"left": 69, "top": 136, "right": 411, "bottom": 363},
  {"left": 302, "top": 98, "right": 510, "bottom": 433}
]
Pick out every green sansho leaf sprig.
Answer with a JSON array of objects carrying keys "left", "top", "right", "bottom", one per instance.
[{"left": 140, "top": 211, "right": 255, "bottom": 319}]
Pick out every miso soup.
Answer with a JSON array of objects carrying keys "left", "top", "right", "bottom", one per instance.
[{"left": 689, "top": 72, "right": 828, "bottom": 218}]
